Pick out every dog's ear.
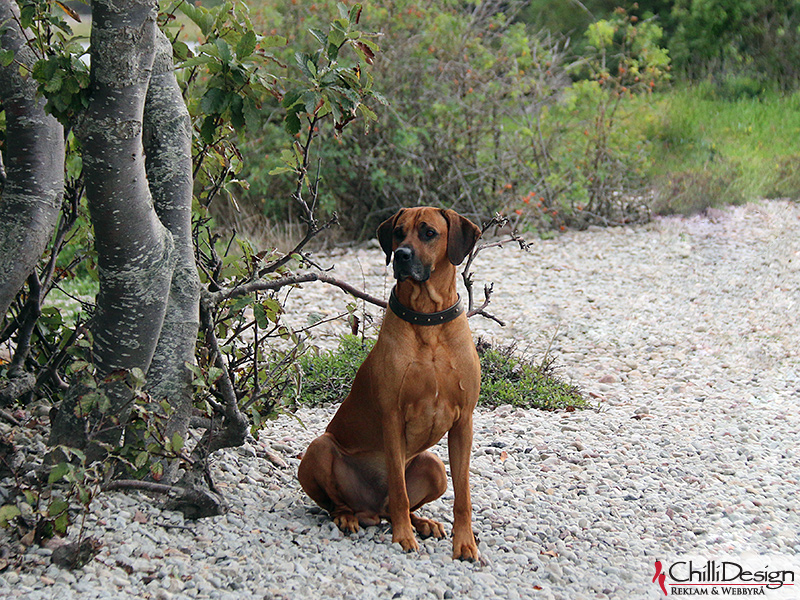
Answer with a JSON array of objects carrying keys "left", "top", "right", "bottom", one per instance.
[
  {"left": 377, "top": 209, "right": 404, "bottom": 266},
  {"left": 441, "top": 209, "right": 481, "bottom": 265}
]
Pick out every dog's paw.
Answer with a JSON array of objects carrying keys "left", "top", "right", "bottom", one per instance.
[
  {"left": 410, "top": 514, "right": 445, "bottom": 539},
  {"left": 392, "top": 529, "right": 420, "bottom": 552},
  {"left": 452, "top": 530, "right": 479, "bottom": 561},
  {"left": 333, "top": 513, "right": 360, "bottom": 534}
]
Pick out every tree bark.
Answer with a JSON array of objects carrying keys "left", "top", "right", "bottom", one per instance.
[
  {"left": 142, "top": 28, "right": 200, "bottom": 460},
  {"left": 49, "top": 0, "right": 174, "bottom": 459},
  {"left": 0, "top": 0, "right": 65, "bottom": 324}
]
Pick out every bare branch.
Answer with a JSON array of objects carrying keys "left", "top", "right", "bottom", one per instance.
[
  {"left": 466, "top": 283, "right": 505, "bottom": 326},
  {"left": 257, "top": 214, "right": 339, "bottom": 277},
  {"left": 208, "top": 272, "right": 388, "bottom": 310},
  {"left": 192, "top": 300, "right": 249, "bottom": 460},
  {"left": 0, "top": 407, "right": 23, "bottom": 426},
  {"left": 102, "top": 479, "right": 226, "bottom": 518},
  {"left": 459, "top": 213, "right": 529, "bottom": 324}
]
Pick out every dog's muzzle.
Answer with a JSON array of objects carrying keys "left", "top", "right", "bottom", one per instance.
[{"left": 393, "top": 246, "right": 430, "bottom": 282}]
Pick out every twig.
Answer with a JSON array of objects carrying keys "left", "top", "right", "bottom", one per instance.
[
  {"left": 0, "top": 408, "right": 22, "bottom": 426},
  {"left": 35, "top": 322, "right": 87, "bottom": 392},
  {"left": 102, "top": 479, "right": 225, "bottom": 518},
  {"left": 9, "top": 272, "right": 42, "bottom": 373},
  {"left": 208, "top": 272, "right": 388, "bottom": 309},
  {"left": 466, "top": 284, "right": 505, "bottom": 326},
  {"left": 257, "top": 214, "right": 339, "bottom": 277},
  {"left": 190, "top": 301, "right": 250, "bottom": 460}
]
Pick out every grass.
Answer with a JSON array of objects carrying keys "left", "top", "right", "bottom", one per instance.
[
  {"left": 643, "top": 86, "right": 800, "bottom": 213},
  {"left": 290, "top": 335, "right": 586, "bottom": 411}
]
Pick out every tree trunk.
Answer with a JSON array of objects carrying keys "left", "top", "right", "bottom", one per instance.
[
  {"left": 49, "top": 0, "right": 174, "bottom": 460},
  {"left": 0, "top": 0, "right": 65, "bottom": 324},
  {"left": 142, "top": 28, "right": 201, "bottom": 477}
]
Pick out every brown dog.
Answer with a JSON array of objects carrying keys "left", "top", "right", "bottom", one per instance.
[{"left": 298, "top": 207, "right": 482, "bottom": 560}]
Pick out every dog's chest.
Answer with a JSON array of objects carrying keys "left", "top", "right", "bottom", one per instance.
[{"left": 400, "top": 354, "right": 475, "bottom": 452}]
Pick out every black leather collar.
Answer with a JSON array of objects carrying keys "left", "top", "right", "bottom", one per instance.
[{"left": 389, "top": 286, "right": 464, "bottom": 326}]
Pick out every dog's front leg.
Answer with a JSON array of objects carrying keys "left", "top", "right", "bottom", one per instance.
[
  {"left": 383, "top": 411, "right": 418, "bottom": 552},
  {"left": 448, "top": 413, "right": 479, "bottom": 560}
]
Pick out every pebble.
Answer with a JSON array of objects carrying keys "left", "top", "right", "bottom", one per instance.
[{"left": 2, "top": 201, "right": 800, "bottom": 599}]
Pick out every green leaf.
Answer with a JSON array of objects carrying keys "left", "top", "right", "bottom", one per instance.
[
  {"left": 327, "top": 42, "right": 340, "bottom": 62},
  {"left": 282, "top": 89, "right": 302, "bottom": 109},
  {"left": 76, "top": 485, "right": 91, "bottom": 506},
  {"left": 264, "top": 297, "right": 282, "bottom": 318},
  {"left": 230, "top": 94, "right": 245, "bottom": 131},
  {"left": 0, "top": 505, "right": 21, "bottom": 528},
  {"left": 172, "top": 40, "right": 191, "bottom": 61},
  {"left": 48, "top": 498, "right": 70, "bottom": 517},
  {"left": 0, "top": 49, "right": 14, "bottom": 67},
  {"left": 48, "top": 463, "right": 71, "bottom": 484},
  {"left": 65, "top": 153, "right": 82, "bottom": 179},
  {"left": 253, "top": 303, "right": 269, "bottom": 328},
  {"left": 358, "top": 104, "right": 377, "bottom": 122},
  {"left": 128, "top": 367, "right": 146, "bottom": 390},
  {"left": 150, "top": 461, "right": 164, "bottom": 481},
  {"left": 269, "top": 165, "right": 295, "bottom": 175},
  {"left": 349, "top": 3, "right": 363, "bottom": 25},
  {"left": 54, "top": 511, "right": 70, "bottom": 535},
  {"left": 201, "top": 87, "right": 228, "bottom": 115},
  {"left": 19, "top": 4, "right": 35, "bottom": 29},
  {"left": 285, "top": 109, "right": 302, "bottom": 136},
  {"left": 309, "top": 28, "right": 327, "bottom": 46},
  {"left": 135, "top": 451, "right": 149, "bottom": 469},
  {"left": 215, "top": 38, "right": 233, "bottom": 63},
  {"left": 296, "top": 52, "right": 316, "bottom": 80},
  {"left": 200, "top": 115, "right": 218, "bottom": 144},
  {"left": 328, "top": 24, "right": 346, "bottom": 50},
  {"left": 588, "top": 20, "right": 616, "bottom": 49},
  {"left": 179, "top": 2, "right": 215, "bottom": 36},
  {"left": 260, "top": 35, "right": 287, "bottom": 48},
  {"left": 171, "top": 432, "right": 184, "bottom": 454},
  {"left": 236, "top": 30, "right": 257, "bottom": 60},
  {"left": 243, "top": 97, "right": 261, "bottom": 133}
]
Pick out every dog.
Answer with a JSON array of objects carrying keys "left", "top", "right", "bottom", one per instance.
[{"left": 298, "top": 207, "right": 482, "bottom": 560}]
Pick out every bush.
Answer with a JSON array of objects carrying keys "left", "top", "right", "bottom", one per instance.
[
  {"left": 232, "top": 2, "right": 672, "bottom": 239},
  {"left": 476, "top": 340, "right": 585, "bottom": 411},
  {"left": 290, "top": 335, "right": 586, "bottom": 411},
  {"left": 292, "top": 335, "right": 376, "bottom": 406}
]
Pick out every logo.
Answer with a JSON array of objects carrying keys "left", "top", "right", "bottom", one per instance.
[
  {"left": 651, "top": 557, "right": 798, "bottom": 597},
  {"left": 653, "top": 560, "right": 668, "bottom": 595}
]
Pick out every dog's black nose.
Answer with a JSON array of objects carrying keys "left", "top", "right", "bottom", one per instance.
[{"left": 395, "top": 246, "right": 413, "bottom": 262}]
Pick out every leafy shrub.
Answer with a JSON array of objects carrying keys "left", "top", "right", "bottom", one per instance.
[
  {"left": 475, "top": 340, "right": 585, "bottom": 411},
  {"left": 669, "top": 0, "right": 800, "bottom": 92},
  {"left": 234, "top": 3, "right": 672, "bottom": 239},
  {"left": 290, "top": 335, "right": 585, "bottom": 411},
  {"left": 292, "top": 335, "right": 375, "bottom": 406}
]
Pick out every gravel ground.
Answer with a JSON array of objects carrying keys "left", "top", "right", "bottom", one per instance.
[{"left": 2, "top": 200, "right": 799, "bottom": 599}]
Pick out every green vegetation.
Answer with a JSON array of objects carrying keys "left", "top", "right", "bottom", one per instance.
[
  {"left": 477, "top": 342, "right": 585, "bottom": 411},
  {"left": 291, "top": 336, "right": 586, "bottom": 411},
  {"left": 203, "top": 0, "right": 800, "bottom": 242},
  {"left": 648, "top": 88, "right": 800, "bottom": 213}
]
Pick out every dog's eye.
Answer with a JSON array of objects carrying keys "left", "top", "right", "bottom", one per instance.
[{"left": 424, "top": 229, "right": 437, "bottom": 240}]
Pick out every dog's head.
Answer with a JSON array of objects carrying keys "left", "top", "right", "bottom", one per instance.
[{"left": 377, "top": 207, "right": 481, "bottom": 282}]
